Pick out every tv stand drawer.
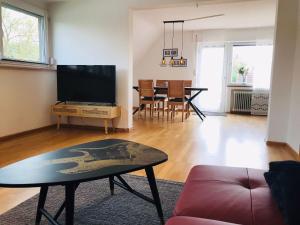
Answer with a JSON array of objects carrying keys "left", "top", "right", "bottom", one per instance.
[
  {"left": 81, "top": 108, "right": 110, "bottom": 117},
  {"left": 52, "top": 105, "right": 79, "bottom": 116},
  {"left": 52, "top": 104, "right": 121, "bottom": 119}
]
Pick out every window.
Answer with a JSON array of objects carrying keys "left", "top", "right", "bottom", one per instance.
[
  {"left": 1, "top": 4, "right": 46, "bottom": 63},
  {"left": 230, "top": 43, "right": 273, "bottom": 89}
]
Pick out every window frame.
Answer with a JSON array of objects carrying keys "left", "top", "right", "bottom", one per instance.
[
  {"left": 227, "top": 41, "right": 274, "bottom": 86},
  {"left": 0, "top": 0, "right": 49, "bottom": 65}
]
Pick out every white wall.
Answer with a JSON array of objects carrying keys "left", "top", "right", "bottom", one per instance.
[
  {"left": 133, "top": 30, "right": 196, "bottom": 107},
  {"left": 0, "top": 68, "right": 56, "bottom": 137},
  {"left": 267, "top": 0, "right": 299, "bottom": 144},
  {"left": 133, "top": 25, "right": 274, "bottom": 108},
  {"left": 194, "top": 27, "right": 274, "bottom": 43},
  {"left": 0, "top": 0, "right": 57, "bottom": 138},
  {"left": 49, "top": 0, "right": 197, "bottom": 129},
  {"left": 49, "top": 0, "right": 133, "bottom": 129},
  {"left": 287, "top": 1, "right": 300, "bottom": 152}
]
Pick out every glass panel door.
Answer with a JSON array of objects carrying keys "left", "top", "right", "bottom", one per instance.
[{"left": 196, "top": 45, "right": 226, "bottom": 113}]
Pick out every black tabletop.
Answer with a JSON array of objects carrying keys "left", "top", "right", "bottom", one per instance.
[
  {"left": 0, "top": 139, "right": 168, "bottom": 188},
  {"left": 133, "top": 86, "right": 208, "bottom": 91}
]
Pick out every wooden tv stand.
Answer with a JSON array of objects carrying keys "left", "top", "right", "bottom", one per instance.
[{"left": 51, "top": 103, "right": 121, "bottom": 134}]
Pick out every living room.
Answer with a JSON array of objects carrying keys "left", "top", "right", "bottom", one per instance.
[{"left": 0, "top": 0, "right": 300, "bottom": 225}]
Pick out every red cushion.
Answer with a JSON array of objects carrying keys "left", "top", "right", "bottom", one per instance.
[
  {"left": 166, "top": 216, "right": 240, "bottom": 225},
  {"left": 173, "top": 165, "right": 285, "bottom": 225},
  {"left": 248, "top": 169, "right": 285, "bottom": 225}
]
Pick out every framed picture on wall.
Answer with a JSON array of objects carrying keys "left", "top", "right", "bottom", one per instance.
[
  {"left": 163, "top": 48, "right": 178, "bottom": 57},
  {"left": 172, "top": 58, "right": 188, "bottom": 67}
]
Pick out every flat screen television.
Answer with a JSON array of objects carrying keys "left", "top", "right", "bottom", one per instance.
[{"left": 57, "top": 65, "right": 116, "bottom": 104}]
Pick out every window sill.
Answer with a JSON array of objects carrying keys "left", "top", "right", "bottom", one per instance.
[
  {"left": 227, "top": 83, "right": 253, "bottom": 88},
  {"left": 0, "top": 60, "right": 56, "bottom": 71}
]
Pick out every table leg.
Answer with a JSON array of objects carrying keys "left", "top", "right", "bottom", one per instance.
[
  {"left": 189, "top": 100, "right": 206, "bottom": 118},
  {"left": 65, "top": 184, "right": 76, "bottom": 225},
  {"left": 145, "top": 167, "right": 164, "bottom": 225},
  {"left": 133, "top": 107, "right": 139, "bottom": 115},
  {"left": 186, "top": 90, "right": 207, "bottom": 120},
  {"left": 54, "top": 183, "right": 80, "bottom": 221},
  {"left": 57, "top": 115, "right": 61, "bottom": 130},
  {"left": 109, "top": 176, "right": 115, "bottom": 195},
  {"left": 54, "top": 202, "right": 66, "bottom": 221},
  {"left": 188, "top": 102, "right": 203, "bottom": 121},
  {"left": 133, "top": 104, "right": 145, "bottom": 115},
  {"left": 104, "top": 119, "right": 108, "bottom": 134},
  {"left": 195, "top": 103, "right": 206, "bottom": 118},
  {"left": 35, "top": 186, "right": 49, "bottom": 225},
  {"left": 111, "top": 119, "right": 116, "bottom": 133}
]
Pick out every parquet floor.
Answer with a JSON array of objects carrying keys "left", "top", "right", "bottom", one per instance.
[{"left": 0, "top": 114, "right": 297, "bottom": 214}]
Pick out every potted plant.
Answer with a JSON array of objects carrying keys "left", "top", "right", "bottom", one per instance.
[{"left": 238, "top": 65, "right": 249, "bottom": 83}]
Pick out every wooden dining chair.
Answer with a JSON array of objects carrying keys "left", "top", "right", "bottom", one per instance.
[
  {"left": 184, "top": 80, "right": 192, "bottom": 97},
  {"left": 167, "top": 80, "right": 188, "bottom": 122},
  {"left": 138, "top": 80, "right": 160, "bottom": 119},
  {"left": 155, "top": 80, "right": 169, "bottom": 118},
  {"left": 184, "top": 80, "right": 192, "bottom": 118},
  {"left": 156, "top": 80, "right": 168, "bottom": 94}
]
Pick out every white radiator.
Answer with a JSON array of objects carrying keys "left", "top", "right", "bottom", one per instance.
[
  {"left": 232, "top": 90, "right": 252, "bottom": 113},
  {"left": 251, "top": 90, "right": 269, "bottom": 115}
]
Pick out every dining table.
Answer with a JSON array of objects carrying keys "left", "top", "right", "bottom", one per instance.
[{"left": 133, "top": 86, "right": 208, "bottom": 121}]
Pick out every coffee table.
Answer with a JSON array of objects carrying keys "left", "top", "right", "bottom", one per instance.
[{"left": 0, "top": 139, "right": 168, "bottom": 225}]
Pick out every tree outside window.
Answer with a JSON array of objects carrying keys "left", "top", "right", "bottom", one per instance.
[{"left": 1, "top": 5, "right": 45, "bottom": 63}]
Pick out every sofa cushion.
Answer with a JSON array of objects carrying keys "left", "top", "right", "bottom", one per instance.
[
  {"left": 166, "top": 216, "right": 240, "bottom": 225},
  {"left": 248, "top": 169, "right": 285, "bottom": 225},
  {"left": 174, "top": 165, "right": 252, "bottom": 225},
  {"left": 174, "top": 165, "right": 285, "bottom": 225}
]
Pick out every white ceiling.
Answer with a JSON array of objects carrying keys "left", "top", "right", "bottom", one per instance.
[
  {"left": 134, "top": 0, "right": 276, "bottom": 31},
  {"left": 37, "top": 0, "right": 276, "bottom": 30}
]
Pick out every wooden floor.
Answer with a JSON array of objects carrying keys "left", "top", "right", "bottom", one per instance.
[{"left": 0, "top": 114, "right": 297, "bottom": 214}]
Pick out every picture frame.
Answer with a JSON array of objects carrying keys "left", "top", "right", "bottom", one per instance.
[
  {"left": 172, "top": 58, "right": 188, "bottom": 67},
  {"left": 163, "top": 48, "right": 178, "bottom": 57}
]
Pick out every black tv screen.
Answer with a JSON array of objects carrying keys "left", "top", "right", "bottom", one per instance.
[{"left": 57, "top": 65, "right": 116, "bottom": 104}]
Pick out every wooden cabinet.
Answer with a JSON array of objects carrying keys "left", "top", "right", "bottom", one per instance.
[{"left": 51, "top": 104, "right": 121, "bottom": 134}]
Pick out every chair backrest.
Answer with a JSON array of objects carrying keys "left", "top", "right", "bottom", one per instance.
[
  {"left": 168, "top": 80, "right": 185, "bottom": 99},
  {"left": 156, "top": 80, "right": 169, "bottom": 87},
  {"left": 156, "top": 80, "right": 168, "bottom": 95},
  {"left": 139, "top": 80, "right": 155, "bottom": 98},
  {"left": 184, "top": 80, "right": 192, "bottom": 96}
]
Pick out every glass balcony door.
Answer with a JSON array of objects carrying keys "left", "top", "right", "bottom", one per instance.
[{"left": 196, "top": 44, "right": 226, "bottom": 113}]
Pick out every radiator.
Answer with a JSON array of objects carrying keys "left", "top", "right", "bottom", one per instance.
[
  {"left": 251, "top": 90, "right": 269, "bottom": 115},
  {"left": 231, "top": 90, "right": 252, "bottom": 113}
]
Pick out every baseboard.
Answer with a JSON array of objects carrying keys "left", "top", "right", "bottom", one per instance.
[
  {"left": 0, "top": 124, "right": 56, "bottom": 141},
  {"left": 0, "top": 123, "right": 131, "bottom": 142},
  {"left": 266, "top": 141, "right": 286, "bottom": 146},
  {"left": 117, "top": 128, "right": 131, "bottom": 133},
  {"left": 230, "top": 111, "right": 251, "bottom": 115},
  {"left": 266, "top": 141, "right": 299, "bottom": 158},
  {"left": 286, "top": 143, "right": 299, "bottom": 158}
]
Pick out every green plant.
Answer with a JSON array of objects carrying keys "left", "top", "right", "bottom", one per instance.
[
  {"left": 238, "top": 65, "right": 249, "bottom": 76},
  {"left": 237, "top": 64, "right": 249, "bottom": 83}
]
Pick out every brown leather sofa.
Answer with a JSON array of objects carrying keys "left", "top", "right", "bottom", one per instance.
[{"left": 166, "top": 165, "right": 286, "bottom": 225}]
